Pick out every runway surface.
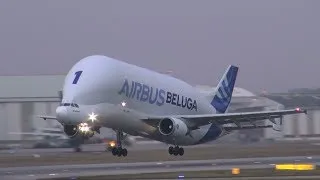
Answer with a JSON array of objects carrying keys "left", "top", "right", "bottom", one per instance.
[
  {"left": 2, "top": 141, "right": 320, "bottom": 168},
  {"left": 1, "top": 155, "right": 320, "bottom": 180}
]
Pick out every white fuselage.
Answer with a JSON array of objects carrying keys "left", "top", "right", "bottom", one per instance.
[{"left": 56, "top": 55, "right": 227, "bottom": 146}]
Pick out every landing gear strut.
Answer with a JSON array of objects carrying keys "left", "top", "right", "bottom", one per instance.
[
  {"left": 168, "top": 146, "right": 184, "bottom": 156},
  {"left": 111, "top": 130, "right": 128, "bottom": 157}
]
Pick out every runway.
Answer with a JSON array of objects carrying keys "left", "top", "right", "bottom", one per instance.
[{"left": 2, "top": 155, "right": 320, "bottom": 180}]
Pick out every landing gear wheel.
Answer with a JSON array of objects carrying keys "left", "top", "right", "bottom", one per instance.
[
  {"left": 117, "top": 148, "right": 122, "bottom": 157},
  {"left": 178, "top": 147, "right": 184, "bottom": 156},
  {"left": 112, "top": 147, "right": 118, "bottom": 156},
  {"left": 111, "top": 130, "right": 128, "bottom": 157},
  {"left": 168, "top": 146, "right": 174, "bottom": 155},
  {"left": 168, "top": 146, "right": 184, "bottom": 156},
  {"left": 173, "top": 146, "right": 179, "bottom": 156},
  {"left": 111, "top": 147, "right": 128, "bottom": 156},
  {"left": 122, "top": 148, "right": 128, "bottom": 156}
]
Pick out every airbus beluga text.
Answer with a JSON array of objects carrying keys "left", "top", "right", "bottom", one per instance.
[{"left": 39, "top": 55, "right": 307, "bottom": 157}]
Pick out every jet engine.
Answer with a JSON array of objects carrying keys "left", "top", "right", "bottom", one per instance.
[
  {"left": 64, "top": 125, "right": 78, "bottom": 137},
  {"left": 158, "top": 118, "right": 188, "bottom": 137},
  {"left": 63, "top": 123, "right": 94, "bottom": 139}
]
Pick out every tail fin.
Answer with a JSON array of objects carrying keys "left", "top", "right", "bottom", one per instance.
[{"left": 210, "top": 65, "right": 238, "bottom": 113}]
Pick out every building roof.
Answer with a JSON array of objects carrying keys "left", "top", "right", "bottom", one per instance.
[{"left": 0, "top": 75, "right": 65, "bottom": 102}]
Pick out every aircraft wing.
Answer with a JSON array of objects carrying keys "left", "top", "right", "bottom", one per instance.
[
  {"left": 142, "top": 108, "right": 307, "bottom": 130},
  {"left": 37, "top": 115, "right": 57, "bottom": 120}
]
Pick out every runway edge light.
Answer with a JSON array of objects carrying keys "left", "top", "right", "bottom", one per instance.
[
  {"left": 232, "top": 168, "right": 240, "bottom": 175},
  {"left": 275, "top": 164, "right": 315, "bottom": 170}
]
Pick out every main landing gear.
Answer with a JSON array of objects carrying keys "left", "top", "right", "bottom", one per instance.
[
  {"left": 111, "top": 130, "right": 128, "bottom": 157},
  {"left": 168, "top": 146, "right": 184, "bottom": 156}
]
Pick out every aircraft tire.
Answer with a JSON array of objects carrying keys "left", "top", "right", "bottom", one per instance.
[
  {"left": 173, "top": 146, "right": 179, "bottom": 156},
  {"left": 168, "top": 146, "right": 174, "bottom": 155},
  {"left": 122, "top": 148, "right": 128, "bottom": 156},
  {"left": 178, "top": 148, "right": 184, "bottom": 156},
  {"left": 111, "top": 147, "right": 128, "bottom": 157},
  {"left": 112, "top": 147, "right": 118, "bottom": 156}
]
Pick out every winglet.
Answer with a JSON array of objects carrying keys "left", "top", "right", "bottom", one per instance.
[{"left": 210, "top": 65, "right": 238, "bottom": 113}]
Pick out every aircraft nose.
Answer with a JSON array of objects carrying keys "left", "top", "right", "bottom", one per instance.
[{"left": 56, "top": 106, "right": 68, "bottom": 120}]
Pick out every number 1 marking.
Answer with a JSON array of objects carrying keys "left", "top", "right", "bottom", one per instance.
[{"left": 72, "top": 71, "right": 83, "bottom": 84}]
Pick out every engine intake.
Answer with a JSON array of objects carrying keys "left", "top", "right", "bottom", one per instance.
[
  {"left": 158, "top": 118, "right": 188, "bottom": 137},
  {"left": 64, "top": 125, "right": 79, "bottom": 138}
]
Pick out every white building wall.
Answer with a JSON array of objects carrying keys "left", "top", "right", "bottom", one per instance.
[
  {"left": 0, "top": 103, "right": 23, "bottom": 140},
  {"left": 0, "top": 101, "right": 60, "bottom": 141},
  {"left": 282, "top": 115, "right": 294, "bottom": 137},
  {"left": 6, "top": 103, "right": 22, "bottom": 140},
  {"left": 313, "top": 110, "right": 320, "bottom": 135},
  {"left": 279, "top": 109, "right": 320, "bottom": 139},
  {"left": 297, "top": 113, "right": 308, "bottom": 136},
  {"left": 33, "top": 102, "right": 47, "bottom": 129}
]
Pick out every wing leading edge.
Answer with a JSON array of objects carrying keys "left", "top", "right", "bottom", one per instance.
[
  {"left": 37, "top": 115, "right": 57, "bottom": 120},
  {"left": 142, "top": 108, "right": 307, "bottom": 130}
]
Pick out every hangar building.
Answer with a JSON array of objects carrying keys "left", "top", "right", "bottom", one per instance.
[{"left": 0, "top": 75, "right": 317, "bottom": 142}]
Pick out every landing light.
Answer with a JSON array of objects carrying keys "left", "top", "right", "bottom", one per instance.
[
  {"left": 121, "top": 101, "right": 126, "bottom": 107},
  {"left": 88, "top": 112, "right": 98, "bottom": 122},
  {"left": 79, "top": 123, "right": 90, "bottom": 132},
  {"left": 109, "top": 141, "right": 116, "bottom": 147},
  {"left": 295, "top": 107, "right": 301, "bottom": 112}
]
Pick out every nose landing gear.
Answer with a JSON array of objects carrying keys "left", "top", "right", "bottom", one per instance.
[
  {"left": 168, "top": 146, "right": 184, "bottom": 156},
  {"left": 111, "top": 130, "right": 128, "bottom": 157}
]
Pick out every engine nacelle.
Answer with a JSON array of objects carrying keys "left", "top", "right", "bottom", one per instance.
[
  {"left": 64, "top": 125, "right": 79, "bottom": 138},
  {"left": 63, "top": 124, "right": 94, "bottom": 139},
  {"left": 158, "top": 118, "right": 188, "bottom": 137}
]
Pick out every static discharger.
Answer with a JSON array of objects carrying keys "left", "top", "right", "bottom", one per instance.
[
  {"left": 231, "top": 168, "right": 240, "bottom": 175},
  {"left": 275, "top": 164, "right": 315, "bottom": 171}
]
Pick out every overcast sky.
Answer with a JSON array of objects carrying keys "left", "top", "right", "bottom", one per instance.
[{"left": 0, "top": 0, "right": 319, "bottom": 93}]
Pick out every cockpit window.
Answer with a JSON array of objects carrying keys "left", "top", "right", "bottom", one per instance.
[{"left": 60, "top": 103, "right": 79, "bottom": 108}]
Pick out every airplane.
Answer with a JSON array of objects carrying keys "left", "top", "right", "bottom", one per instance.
[{"left": 38, "top": 55, "right": 307, "bottom": 157}]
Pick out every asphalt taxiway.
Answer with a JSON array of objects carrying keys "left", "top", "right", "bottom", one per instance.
[{"left": 1, "top": 155, "right": 320, "bottom": 180}]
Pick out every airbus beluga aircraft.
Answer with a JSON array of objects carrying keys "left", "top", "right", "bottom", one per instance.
[{"left": 39, "top": 55, "right": 307, "bottom": 157}]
